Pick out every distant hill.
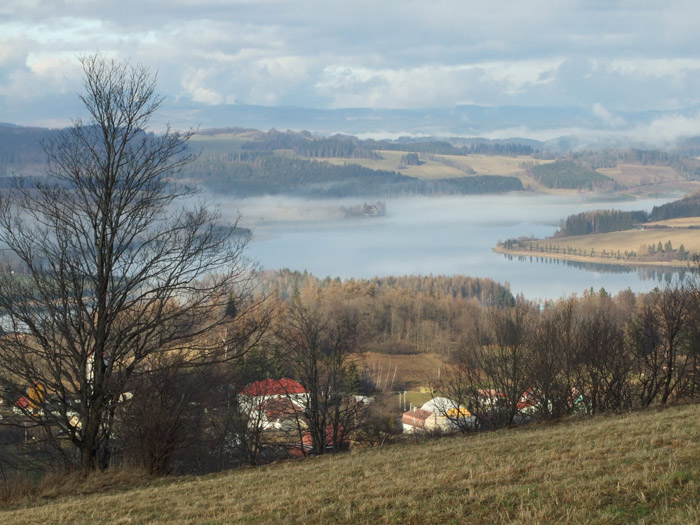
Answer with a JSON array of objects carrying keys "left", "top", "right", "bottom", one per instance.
[
  {"left": 0, "top": 125, "right": 60, "bottom": 176},
  {"left": 4, "top": 123, "right": 700, "bottom": 198},
  {"left": 650, "top": 191, "right": 700, "bottom": 221}
]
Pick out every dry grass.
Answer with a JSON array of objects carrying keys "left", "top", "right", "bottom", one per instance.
[
  {"left": 322, "top": 152, "right": 545, "bottom": 182},
  {"left": 2, "top": 404, "right": 700, "bottom": 523},
  {"left": 513, "top": 228, "right": 700, "bottom": 262},
  {"left": 0, "top": 468, "right": 155, "bottom": 508},
  {"left": 646, "top": 217, "right": 700, "bottom": 228},
  {"left": 597, "top": 164, "right": 684, "bottom": 187},
  {"left": 358, "top": 351, "right": 445, "bottom": 390}
]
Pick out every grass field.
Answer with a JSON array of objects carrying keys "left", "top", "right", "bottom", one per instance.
[
  {"left": 647, "top": 217, "right": 700, "bottom": 228},
  {"left": 322, "top": 152, "right": 546, "bottom": 182},
  {"left": 597, "top": 164, "right": 684, "bottom": 187},
  {"left": 498, "top": 226, "right": 700, "bottom": 267},
  {"left": 2, "top": 404, "right": 699, "bottom": 523},
  {"left": 358, "top": 351, "right": 445, "bottom": 391}
]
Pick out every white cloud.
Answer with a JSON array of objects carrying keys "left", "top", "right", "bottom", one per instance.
[
  {"left": 2, "top": 1, "right": 700, "bottom": 133},
  {"left": 180, "top": 68, "right": 224, "bottom": 105},
  {"left": 592, "top": 103, "right": 626, "bottom": 128}
]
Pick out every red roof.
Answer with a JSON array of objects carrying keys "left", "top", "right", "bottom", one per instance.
[
  {"left": 401, "top": 408, "right": 432, "bottom": 427},
  {"left": 15, "top": 396, "right": 30, "bottom": 409},
  {"left": 241, "top": 378, "right": 306, "bottom": 397},
  {"left": 301, "top": 425, "right": 346, "bottom": 447},
  {"left": 289, "top": 425, "right": 348, "bottom": 456}
]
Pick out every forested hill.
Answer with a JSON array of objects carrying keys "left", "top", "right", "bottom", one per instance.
[
  {"left": 649, "top": 191, "right": 700, "bottom": 221},
  {"left": 6, "top": 124, "right": 700, "bottom": 197},
  {"left": 0, "top": 124, "right": 60, "bottom": 175},
  {"left": 177, "top": 150, "right": 524, "bottom": 197},
  {"left": 556, "top": 190, "right": 700, "bottom": 237}
]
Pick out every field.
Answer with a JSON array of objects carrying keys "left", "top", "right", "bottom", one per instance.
[
  {"left": 187, "top": 130, "right": 700, "bottom": 196},
  {"left": 358, "top": 351, "right": 445, "bottom": 391},
  {"left": 597, "top": 164, "right": 684, "bottom": 187},
  {"left": 497, "top": 226, "right": 700, "bottom": 267},
  {"left": 647, "top": 217, "right": 700, "bottom": 228},
  {"left": 2, "top": 404, "right": 699, "bottom": 523},
  {"left": 322, "top": 151, "right": 550, "bottom": 184}
]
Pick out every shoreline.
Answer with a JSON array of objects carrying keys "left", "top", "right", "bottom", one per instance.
[{"left": 492, "top": 244, "right": 692, "bottom": 269}]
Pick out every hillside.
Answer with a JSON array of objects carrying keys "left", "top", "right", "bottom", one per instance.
[
  {"left": 3, "top": 404, "right": 699, "bottom": 524},
  {"left": 6, "top": 124, "right": 700, "bottom": 197}
]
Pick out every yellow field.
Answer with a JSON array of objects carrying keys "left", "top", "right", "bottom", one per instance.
[
  {"left": 597, "top": 164, "right": 683, "bottom": 187},
  {"left": 322, "top": 152, "right": 549, "bottom": 181},
  {"left": 497, "top": 226, "right": 700, "bottom": 267},
  {"left": 546, "top": 228, "right": 700, "bottom": 254},
  {"left": 646, "top": 217, "right": 700, "bottom": 228},
  {"left": 3, "top": 404, "right": 700, "bottom": 523}
]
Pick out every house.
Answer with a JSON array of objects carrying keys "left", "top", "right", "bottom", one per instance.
[
  {"left": 420, "top": 396, "right": 469, "bottom": 416},
  {"left": 239, "top": 378, "right": 307, "bottom": 409},
  {"left": 420, "top": 397, "right": 475, "bottom": 431},
  {"left": 289, "top": 424, "right": 348, "bottom": 456},
  {"left": 516, "top": 388, "right": 539, "bottom": 415},
  {"left": 401, "top": 408, "right": 433, "bottom": 433},
  {"left": 401, "top": 407, "right": 460, "bottom": 434},
  {"left": 256, "top": 397, "right": 301, "bottom": 431}
]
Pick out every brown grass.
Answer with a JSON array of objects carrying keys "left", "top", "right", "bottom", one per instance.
[
  {"left": 597, "top": 164, "right": 684, "bottom": 187},
  {"left": 646, "top": 217, "right": 700, "bottom": 228},
  {"left": 2, "top": 404, "right": 700, "bottom": 523},
  {"left": 358, "top": 351, "right": 445, "bottom": 391},
  {"left": 497, "top": 227, "right": 700, "bottom": 267},
  {"left": 0, "top": 468, "right": 155, "bottom": 508}
]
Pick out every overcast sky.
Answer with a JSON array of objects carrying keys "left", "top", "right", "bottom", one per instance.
[{"left": 3, "top": 1, "right": 700, "bottom": 132}]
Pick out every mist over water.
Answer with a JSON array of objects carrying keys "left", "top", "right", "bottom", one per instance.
[{"left": 226, "top": 193, "right": 681, "bottom": 301}]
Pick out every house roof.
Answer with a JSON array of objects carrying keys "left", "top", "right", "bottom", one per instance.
[
  {"left": 257, "top": 397, "right": 300, "bottom": 421},
  {"left": 402, "top": 408, "right": 433, "bottom": 423},
  {"left": 301, "top": 425, "right": 346, "bottom": 447},
  {"left": 421, "top": 397, "right": 462, "bottom": 414},
  {"left": 240, "top": 378, "right": 306, "bottom": 397}
]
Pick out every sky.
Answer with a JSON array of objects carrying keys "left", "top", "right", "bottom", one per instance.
[{"left": 3, "top": 1, "right": 700, "bottom": 137}]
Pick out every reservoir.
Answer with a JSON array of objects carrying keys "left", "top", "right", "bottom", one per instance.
[{"left": 233, "top": 193, "right": 684, "bottom": 301}]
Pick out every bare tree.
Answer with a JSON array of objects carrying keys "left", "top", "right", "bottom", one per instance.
[
  {"left": 528, "top": 299, "right": 578, "bottom": 419},
  {"left": 630, "top": 284, "right": 692, "bottom": 406},
  {"left": 438, "top": 300, "right": 533, "bottom": 430},
  {"left": 572, "top": 306, "right": 631, "bottom": 414},
  {"left": 479, "top": 300, "right": 534, "bottom": 427},
  {"left": 280, "top": 301, "right": 367, "bottom": 455},
  {"left": 0, "top": 54, "right": 259, "bottom": 472},
  {"left": 117, "top": 355, "right": 210, "bottom": 475}
]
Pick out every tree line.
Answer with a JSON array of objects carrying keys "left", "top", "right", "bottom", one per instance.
[
  {"left": 437, "top": 282, "right": 700, "bottom": 431},
  {"left": 553, "top": 191, "right": 700, "bottom": 238},
  {"left": 527, "top": 161, "right": 616, "bottom": 190}
]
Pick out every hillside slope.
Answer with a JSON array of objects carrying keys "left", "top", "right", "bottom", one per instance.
[{"left": 2, "top": 404, "right": 700, "bottom": 524}]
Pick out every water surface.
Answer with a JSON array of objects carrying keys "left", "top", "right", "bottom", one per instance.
[{"left": 232, "top": 194, "right": 682, "bottom": 301}]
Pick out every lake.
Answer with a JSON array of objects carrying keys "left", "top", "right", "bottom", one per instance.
[{"left": 230, "top": 193, "right": 685, "bottom": 301}]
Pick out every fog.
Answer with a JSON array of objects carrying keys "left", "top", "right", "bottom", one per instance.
[{"left": 217, "top": 193, "right": 681, "bottom": 302}]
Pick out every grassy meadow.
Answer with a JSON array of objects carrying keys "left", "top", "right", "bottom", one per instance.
[
  {"left": 497, "top": 225, "right": 700, "bottom": 268},
  {"left": 2, "top": 404, "right": 700, "bottom": 524},
  {"left": 322, "top": 151, "right": 549, "bottom": 183}
]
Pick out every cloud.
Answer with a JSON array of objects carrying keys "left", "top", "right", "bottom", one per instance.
[
  {"left": 592, "top": 103, "right": 626, "bottom": 128},
  {"left": 2, "top": 1, "right": 700, "bottom": 133}
]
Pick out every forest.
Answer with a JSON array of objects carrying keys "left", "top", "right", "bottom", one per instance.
[
  {"left": 555, "top": 191, "right": 700, "bottom": 237},
  {"left": 178, "top": 151, "right": 523, "bottom": 197},
  {"left": 5, "top": 267, "right": 700, "bottom": 479},
  {"left": 528, "top": 160, "right": 616, "bottom": 190}
]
